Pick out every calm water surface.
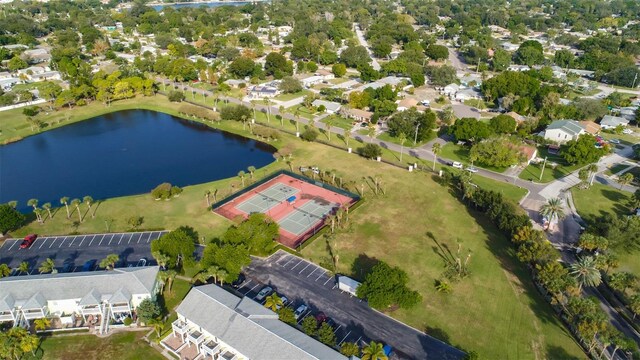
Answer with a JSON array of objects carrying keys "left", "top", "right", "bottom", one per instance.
[{"left": 0, "top": 110, "right": 275, "bottom": 212}]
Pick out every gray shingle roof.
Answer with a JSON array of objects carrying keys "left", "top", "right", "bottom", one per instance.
[
  {"left": 311, "top": 99, "right": 342, "bottom": 112},
  {"left": 79, "top": 289, "right": 102, "bottom": 306},
  {"left": 23, "top": 293, "right": 46, "bottom": 310},
  {"left": 0, "top": 294, "right": 15, "bottom": 312},
  {"left": 0, "top": 266, "right": 159, "bottom": 305},
  {"left": 176, "top": 285, "right": 346, "bottom": 360},
  {"left": 547, "top": 119, "right": 584, "bottom": 136},
  {"left": 600, "top": 115, "right": 629, "bottom": 127},
  {"left": 109, "top": 288, "right": 131, "bottom": 304}
]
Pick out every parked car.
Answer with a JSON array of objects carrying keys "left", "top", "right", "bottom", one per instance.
[
  {"left": 294, "top": 304, "right": 308, "bottom": 320},
  {"left": 61, "top": 261, "right": 74, "bottom": 273},
  {"left": 608, "top": 139, "right": 621, "bottom": 144},
  {"left": 420, "top": 100, "right": 430, "bottom": 106},
  {"left": 465, "top": 166, "right": 479, "bottom": 173},
  {"left": 315, "top": 311, "right": 328, "bottom": 324},
  {"left": 277, "top": 296, "right": 289, "bottom": 310},
  {"left": 231, "top": 273, "right": 246, "bottom": 288},
  {"left": 20, "top": 234, "right": 37, "bottom": 249},
  {"left": 622, "top": 129, "right": 633, "bottom": 134},
  {"left": 255, "top": 286, "right": 273, "bottom": 302},
  {"left": 451, "top": 161, "right": 463, "bottom": 169},
  {"left": 81, "top": 259, "right": 96, "bottom": 272}
]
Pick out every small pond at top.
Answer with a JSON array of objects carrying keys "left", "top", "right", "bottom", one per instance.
[{"left": 0, "top": 109, "right": 275, "bottom": 212}]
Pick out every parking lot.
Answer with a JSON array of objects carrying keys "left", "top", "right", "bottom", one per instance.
[
  {"left": 0, "top": 231, "right": 168, "bottom": 273},
  {"left": 238, "top": 250, "right": 465, "bottom": 360}
]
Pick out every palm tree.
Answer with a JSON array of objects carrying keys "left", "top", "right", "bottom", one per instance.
[
  {"left": 238, "top": 171, "right": 246, "bottom": 187},
  {"left": 367, "top": 125, "right": 376, "bottom": 143},
  {"left": 152, "top": 251, "right": 170, "bottom": 270},
  {"left": 263, "top": 98, "right": 271, "bottom": 122},
  {"left": 586, "top": 163, "right": 598, "bottom": 186},
  {"left": 33, "top": 207, "right": 43, "bottom": 223},
  {"left": 70, "top": 198, "right": 82, "bottom": 222},
  {"left": 278, "top": 105, "right": 285, "bottom": 126},
  {"left": 18, "top": 261, "right": 30, "bottom": 275},
  {"left": 570, "top": 256, "right": 601, "bottom": 290},
  {"left": 539, "top": 198, "right": 565, "bottom": 226},
  {"left": 325, "top": 118, "right": 334, "bottom": 141},
  {"left": 7, "top": 201, "right": 17, "bottom": 209},
  {"left": 241, "top": 114, "right": 248, "bottom": 130},
  {"left": 215, "top": 268, "right": 228, "bottom": 285},
  {"left": 204, "top": 190, "right": 211, "bottom": 207},
  {"left": 83, "top": 196, "right": 94, "bottom": 218},
  {"left": 294, "top": 109, "right": 301, "bottom": 133},
  {"left": 42, "top": 202, "right": 53, "bottom": 220},
  {"left": 264, "top": 293, "right": 283, "bottom": 311},
  {"left": 99, "top": 253, "right": 120, "bottom": 270},
  {"left": 0, "top": 263, "right": 10, "bottom": 278},
  {"left": 194, "top": 266, "right": 220, "bottom": 284},
  {"left": 60, "top": 196, "right": 70, "bottom": 218},
  {"left": 618, "top": 173, "right": 634, "bottom": 190},
  {"left": 39, "top": 258, "right": 56, "bottom": 274},
  {"left": 432, "top": 143, "right": 441, "bottom": 171},
  {"left": 398, "top": 132, "right": 407, "bottom": 163},
  {"left": 34, "top": 318, "right": 51, "bottom": 332},
  {"left": 213, "top": 94, "right": 219, "bottom": 111},
  {"left": 361, "top": 341, "right": 388, "bottom": 360},
  {"left": 27, "top": 198, "right": 38, "bottom": 211},
  {"left": 344, "top": 131, "right": 352, "bottom": 148},
  {"left": 248, "top": 166, "right": 256, "bottom": 179}
]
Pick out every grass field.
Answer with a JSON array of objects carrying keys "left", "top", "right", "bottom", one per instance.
[
  {"left": 33, "top": 331, "right": 163, "bottom": 360},
  {"left": 519, "top": 147, "right": 582, "bottom": 183},
  {"left": 439, "top": 143, "right": 508, "bottom": 173},
  {"left": 8, "top": 95, "right": 579, "bottom": 358}
]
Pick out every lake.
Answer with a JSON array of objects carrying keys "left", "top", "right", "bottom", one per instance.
[
  {"left": 0, "top": 109, "right": 275, "bottom": 212},
  {"left": 151, "top": 1, "right": 252, "bottom": 10}
]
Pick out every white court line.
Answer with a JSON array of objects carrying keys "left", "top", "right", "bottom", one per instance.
[
  {"left": 307, "top": 267, "right": 318, "bottom": 277},
  {"left": 49, "top": 238, "right": 58, "bottom": 248},
  {"left": 315, "top": 270, "right": 327, "bottom": 281},
  {"left": 298, "top": 263, "right": 310, "bottom": 274},
  {"left": 290, "top": 260, "right": 303, "bottom": 270},
  {"left": 333, "top": 324, "right": 342, "bottom": 334},
  {"left": 338, "top": 331, "right": 352, "bottom": 345},
  {"left": 324, "top": 277, "right": 333, "bottom": 285},
  {"left": 6, "top": 240, "right": 19, "bottom": 251}
]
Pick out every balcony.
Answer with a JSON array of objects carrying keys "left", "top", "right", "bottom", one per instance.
[
  {"left": 80, "top": 305, "right": 102, "bottom": 316},
  {"left": 187, "top": 329, "right": 205, "bottom": 346},
  {"left": 217, "top": 350, "right": 239, "bottom": 360},
  {"left": 172, "top": 319, "right": 189, "bottom": 335},
  {"left": 200, "top": 340, "right": 221, "bottom": 357},
  {"left": 0, "top": 311, "right": 15, "bottom": 322},
  {"left": 22, "top": 308, "right": 46, "bottom": 320},
  {"left": 110, "top": 303, "right": 130, "bottom": 314}
]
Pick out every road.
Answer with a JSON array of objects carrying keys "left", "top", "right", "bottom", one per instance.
[{"left": 353, "top": 24, "right": 381, "bottom": 71}]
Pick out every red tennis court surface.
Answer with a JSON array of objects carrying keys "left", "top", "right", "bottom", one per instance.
[{"left": 214, "top": 174, "right": 355, "bottom": 248}]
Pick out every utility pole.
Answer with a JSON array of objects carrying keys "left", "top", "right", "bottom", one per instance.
[{"left": 539, "top": 156, "right": 548, "bottom": 181}]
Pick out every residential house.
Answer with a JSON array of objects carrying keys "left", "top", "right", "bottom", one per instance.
[
  {"left": 312, "top": 99, "right": 341, "bottom": 114},
  {"left": 0, "top": 78, "right": 22, "bottom": 91},
  {"left": 517, "top": 145, "right": 538, "bottom": 165},
  {"left": 30, "top": 71, "right": 61, "bottom": 82},
  {"left": 162, "top": 285, "right": 347, "bottom": 360},
  {"left": 301, "top": 75, "right": 324, "bottom": 88},
  {"left": 224, "top": 79, "right": 248, "bottom": 88},
  {"left": 0, "top": 267, "right": 160, "bottom": 333},
  {"left": 454, "top": 88, "right": 482, "bottom": 102},
  {"left": 618, "top": 107, "right": 637, "bottom": 122},
  {"left": 507, "top": 65, "right": 531, "bottom": 72},
  {"left": 396, "top": 98, "right": 419, "bottom": 111},
  {"left": 442, "top": 83, "right": 459, "bottom": 97},
  {"left": 459, "top": 74, "right": 482, "bottom": 88},
  {"left": 505, "top": 111, "right": 527, "bottom": 123},
  {"left": 314, "top": 69, "right": 334, "bottom": 80},
  {"left": 543, "top": 119, "right": 585, "bottom": 143},
  {"left": 22, "top": 48, "right": 51, "bottom": 64},
  {"left": 501, "top": 42, "right": 519, "bottom": 51},
  {"left": 17, "top": 66, "right": 48, "bottom": 80},
  {"left": 566, "top": 69, "right": 595, "bottom": 78},
  {"left": 0, "top": 71, "right": 11, "bottom": 80},
  {"left": 579, "top": 121, "right": 601, "bottom": 135},
  {"left": 342, "top": 108, "right": 373, "bottom": 122},
  {"left": 600, "top": 115, "right": 630, "bottom": 129},
  {"left": 248, "top": 85, "right": 280, "bottom": 98}
]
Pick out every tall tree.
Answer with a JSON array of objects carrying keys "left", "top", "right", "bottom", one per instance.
[
  {"left": 83, "top": 196, "right": 95, "bottom": 218},
  {"left": 18, "top": 261, "right": 29, "bottom": 275},
  {"left": 42, "top": 202, "right": 53, "bottom": 220},
  {"left": 539, "top": 198, "right": 565, "bottom": 225},
  {"left": 361, "top": 341, "right": 388, "bottom": 360},
  {"left": 60, "top": 196, "right": 70, "bottom": 218},
  {"left": 432, "top": 143, "right": 441, "bottom": 171},
  {"left": 99, "top": 254, "right": 120, "bottom": 270},
  {"left": 70, "top": 198, "right": 82, "bottom": 222},
  {"left": 618, "top": 173, "right": 634, "bottom": 190},
  {"left": 264, "top": 293, "right": 283, "bottom": 312},
  {"left": 570, "top": 256, "right": 602, "bottom": 290},
  {"left": 38, "top": 258, "right": 56, "bottom": 274}
]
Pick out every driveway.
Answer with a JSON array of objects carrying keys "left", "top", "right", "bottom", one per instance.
[
  {"left": 354, "top": 24, "right": 381, "bottom": 71},
  {"left": 0, "top": 231, "right": 168, "bottom": 273},
  {"left": 239, "top": 250, "right": 465, "bottom": 360}
]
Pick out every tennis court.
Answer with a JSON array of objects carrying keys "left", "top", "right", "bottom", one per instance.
[
  {"left": 279, "top": 199, "right": 337, "bottom": 235},
  {"left": 236, "top": 183, "right": 299, "bottom": 214}
]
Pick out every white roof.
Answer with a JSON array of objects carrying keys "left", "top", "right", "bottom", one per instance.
[
  {"left": 312, "top": 99, "right": 341, "bottom": 112},
  {"left": 177, "top": 285, "right": 346, "bottom": 360}
]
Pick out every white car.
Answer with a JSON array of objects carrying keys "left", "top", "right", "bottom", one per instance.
[
  {"left": 622, "top": 129, "right": 633, "bottom": 134},
  {"left": 608, "top": 139, "right": 621, "bottom": 144},
  {"left": 420, "top": 100, "right": 430, "bottom": 106},
  {"left": 254, "top": 286, "right": 273, "bottom": 302},
  {"left": 294, "top": 304, "right": 308, "bottom": 320},
  {"left": 465, "top": 167, "right": 479, "bottom": 173},
  {"left": 277, "top": 296, "right": 289, "bottom": 310},
  {"left": 451, "top": 161, "right": 463, "bottom": 169}
]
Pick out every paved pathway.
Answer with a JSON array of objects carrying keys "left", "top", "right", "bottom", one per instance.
[{"left": 354, "top": 24, "right": 381, "bottom": 71}]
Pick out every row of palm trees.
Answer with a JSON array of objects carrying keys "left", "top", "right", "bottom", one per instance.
[{"left": 12, "top": 196, "right": 96, "bottom": 224}]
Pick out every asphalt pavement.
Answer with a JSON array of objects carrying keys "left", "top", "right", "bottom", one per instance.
[
  {"left": 0, "top": 231, "right": 167, "bottom": 273},
  {"left": 239, "top": 250, "right": 466, "bottom": 360}
]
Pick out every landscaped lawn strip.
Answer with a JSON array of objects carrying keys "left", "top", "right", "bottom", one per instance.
[{"left": 35, "top": 331, "right": 164, "bottom": 360}]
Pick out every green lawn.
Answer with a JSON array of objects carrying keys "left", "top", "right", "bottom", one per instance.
[
  {"left": 439, "top": 143, "right": 508, "bottom": 173},
  {"left": 34, "top": 331, "right": 164, "bottom": 360},
  {"left": 463, "top": 99, "right": 490, "bottom": 109},
  {"left": 519, "top": 147, "right": 582, "bottom": 183},
  {"left": 291, "top": 105, "right": 317, "bottom": 119},
  {"left": 9, "top": 95, "right": 579, "bottom": 359},
  {"left": 274, "top": 90, "right": 311, "bottom": 102},
  {"left": 606, "top": 164, "right": 632, "bottom": 176},
  {"left": 376, "top": 130, "right": 435, "bottom": 147},
  {"left": 320, "top": 114, "right": 354, "bottom": 130}
]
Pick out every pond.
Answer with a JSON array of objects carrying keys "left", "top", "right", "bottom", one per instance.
[{"left": 0, "top": 109, "right": 275, "bottom": 212}]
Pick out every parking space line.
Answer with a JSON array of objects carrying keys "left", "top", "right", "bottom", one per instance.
[
  {"left": 7, "top": 240, "right": 19, "bottom": 251},
  {"left": 58, "top": 237, "right": 67, "bottom": 247},
  {"left": 88, "top": 234, "right": 99, "bottom": 247},
  {"left": 99, "top": 234, "right": 107, "bottom": 246},
  {"left": 37, "top": 238, "right": 48, "bottom": 249},
  {"left": 324, "top": 277, "right": 333, "bottom": 285},
  {"left": 68, "top": 236, "right": 78, "bottom": 247},
  {"left": 139, "top": 232, "right": 149, "bottom": 244},
  {"left": 237, "top": 279, "right": 251, "bottom": 289},
  {"left": 290, "top": 260, "right": 303, "bottom": 270},
  {"left": 276, "top": 255, "right": 291, "bottom": 266},
  {"left": 244, "top": 283, "right": 259, "bottom": 296},
  {"left": 49, "top": 238, "right": 58, "bottom": 248},
  {"left": 333, "top": 324, "right": 342, "bottom": 334},
  {"left": 315, "top": 271, "right": 327, "bottom": 281},
  {"left": 338, "top": 331, "right": 352, "bottom": 345},
  {"left": 298, "top": 263, "right": 310, "bottom": 274},
  {"left": 78, "top": 235, "right": 87, "bottom": 247},
  {"left": 297, "top": 312, "right": 311, "bottom": 324},
  {"left": 355, "top": 336, "right": 362, "bottom": 345},
  {"left": 283, "top": 257, "right": 296, "bottom": 267},
  {"left": 332, "top": 284, "right": 338, "bottom": 289},
  {"left": 306, "top": 267, "right": 318, "bottom": 277}
]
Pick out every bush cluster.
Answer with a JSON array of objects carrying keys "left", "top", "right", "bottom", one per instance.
[{"left": 151, "top": 182, "right": 183, "bottom": 200}]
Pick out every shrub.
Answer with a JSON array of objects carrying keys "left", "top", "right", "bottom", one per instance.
[
  {"left": 22, "top": 106, "right": 40, "bottom": 117},
  {"left": 171, "top": 186, "right": 183, "bottom": 197},
  {"left": 123, "top": 317, "right": 133, "bottom": 326},
  {"left": 168, "top": 90, "right": 185, "bottom": 102},
  {"left": 220, "top": 104, "right": 252, "bottom": 121},
  {"left": 357, "top": 143, "right": 382, "bottom": 159},
  {"left": 300, "top": 127, "right": 319, "bottom": 141},
  {"left": 151, "top": 183, "right": 172, "bottom": 200}
]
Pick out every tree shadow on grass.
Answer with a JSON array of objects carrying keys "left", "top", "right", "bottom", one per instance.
[
  {"left": 350, "top": 253, "right": 379, "bottom": 281},
  {"left": 601, "top": 189, "right": 628, "bottom": 202},
  {"left": 545, "top": 345, "right": 582, "bottom": 360}
]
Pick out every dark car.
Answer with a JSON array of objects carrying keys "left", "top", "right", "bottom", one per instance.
[
  {"left": 315, "top": 311, "right": 328, "bottom": 324},
  {"left": 20, "top": 234, "right": 37, "bottom": 249},
  {"left": 61, "top": 261, "right": 74, "bottom": 273},
  {"left": 231, "top": 273, "right": 246, "bottom": 288},
  {"left": 81, "top": 259, "right": 96, "bottom": 272}
]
